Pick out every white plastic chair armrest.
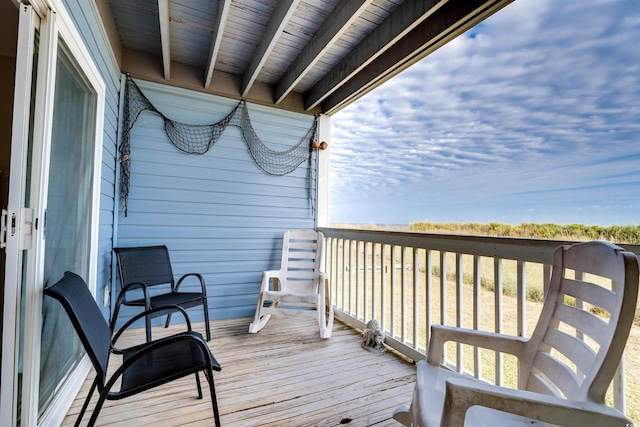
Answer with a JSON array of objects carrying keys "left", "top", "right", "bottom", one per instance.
[
  {"left": 260, "top": 270, "right": 281, "bottom": 292},
  {"left": 441, "top": 377, "right": 631, "bottom": 427},
  {"left": 427, "top": 325, "right": 528, "bottom": 365}
]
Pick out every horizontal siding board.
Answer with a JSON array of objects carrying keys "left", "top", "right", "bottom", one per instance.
[{"left": 115, "top": 81, "right": 316, "bottom": 326}]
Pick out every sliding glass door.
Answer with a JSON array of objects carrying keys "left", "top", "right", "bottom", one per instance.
[
  {"left": 2, "top": 3, "right": 104, "bottom": 426},
  {"left": 38, "top": 39, "right": 97, "bottom": 415}
]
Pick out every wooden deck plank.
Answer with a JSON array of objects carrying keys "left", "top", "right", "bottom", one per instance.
[{"left": 61, "top": 316, "right": 416, "bottom": 426}]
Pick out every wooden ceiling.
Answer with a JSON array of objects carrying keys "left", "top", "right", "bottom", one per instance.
[{"left": 99, "top": 0, "right": 514, "bottom": 114}]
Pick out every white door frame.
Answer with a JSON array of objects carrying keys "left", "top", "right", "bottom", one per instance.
[{"left": 1, "top": 1, "right": 105, "bottom": 425}]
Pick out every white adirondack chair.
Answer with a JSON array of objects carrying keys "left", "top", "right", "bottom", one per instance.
[
  {"left": 249, "top": 229, "right": 334, "bottom": 338},
  {"left": 393, "top": 241, "right": 638, "bottom": 427}
]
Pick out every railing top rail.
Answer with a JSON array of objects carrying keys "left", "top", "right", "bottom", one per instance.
[{"left": 319, "top": 227, "right": 640, "bottom": 264}]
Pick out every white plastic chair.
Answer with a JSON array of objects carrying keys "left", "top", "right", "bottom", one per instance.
[
  {"left": 393, "top": 241, "right": 638, "bottom": 426},
  {"left": 249, "top": 229, "right": 334, "bottom": 338}
]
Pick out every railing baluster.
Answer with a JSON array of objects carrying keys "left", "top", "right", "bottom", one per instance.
[
  {"left": 440, "top": 251, "right": 447, "bottom": 362},
  {"left": 413, "top": 248, "right": 419, "bottom": 350},
  {"left": 372, "top": 243, "right": 377, "bottom": 322},
  {"left": 364, "top": 241, "right": 369, "bottom": 321},
  {"left": 381, "top": 244, "right": 387, "bottom": 334},
  {"left": 575, "top": 270, "right": 585, "bottom": 343},
  {"left": 425, "top": 249, "right": 432, "bottom": 347},
  {"left": 456, "top": 253, "right": 464, "bottom": 373},
  {"left": 348, "top": 240, "right": 358, "bottom": 319},
  {"left": 517, "top": 261, "right": 526, "bottom": 338},
  {"left": 390, "top": 245, "right": 397, "bottom": 339},
  {"left": 494, "top": 258, "right": 504, "bottom": 387},
  {"left": 341, "top": 239, "right": 347, "bottom": 311},
  {"left": 355, "top": 240, "right": 361, "bottom": 319},
  {"left": 401, "top": 246, "right": 407, "bottom": 343},
  {"left": 473, "top": 255, "right": 481, "bottom": 379}
]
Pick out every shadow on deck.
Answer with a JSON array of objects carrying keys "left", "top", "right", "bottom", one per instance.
[{"left": 62, "top": 316, "right": 416, "bottom": 426}]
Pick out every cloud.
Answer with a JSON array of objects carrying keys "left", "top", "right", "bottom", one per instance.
[{"left": 330, "top": 0, "right": 640, "bottom": 225}]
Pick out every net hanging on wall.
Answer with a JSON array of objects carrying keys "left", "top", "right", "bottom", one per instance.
[{"left": 119, "top": 76, "right": 319, "bottom": 215}]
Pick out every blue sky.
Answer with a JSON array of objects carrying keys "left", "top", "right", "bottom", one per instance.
[{"left": 329, "top": 0, "right": 640, "bottom": 226}]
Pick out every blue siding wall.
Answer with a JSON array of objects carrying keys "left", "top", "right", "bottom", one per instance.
[
  {"left": 114, "top": 80, "right": 317, "bottom": 325},
  {"left": 62, "top": 0, "right": 121, "bottom": 320}
]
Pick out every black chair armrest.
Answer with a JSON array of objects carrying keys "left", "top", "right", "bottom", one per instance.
[
  {"left": 120, "top": 281, "right": 151, "bottom": 306},
  {"left": 112, "top": 305, "right": 192, "bottom": 350},
  {"left": 175, "top": 273, "right": 207, "bottom": 295}
]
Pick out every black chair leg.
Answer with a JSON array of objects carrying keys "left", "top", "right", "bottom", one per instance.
[
  {"left": 205, "top": 367, "right": 221, "bottom": 427},
  {"left": 203, "top": 297, "right": 211, "bottom": 341},
  {"left": 87, "top": 389, "right": 110, "bottom": 427},
  {"left": 195, "top": 372, "right": 203, "bottom": 399},
  {"left": 75, "top": 378, "right": 98, "bottom": 427}
]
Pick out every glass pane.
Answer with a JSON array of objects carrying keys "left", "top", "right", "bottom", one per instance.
[{"left": 38, "top": 39, "right": 97, "bottom": 415}]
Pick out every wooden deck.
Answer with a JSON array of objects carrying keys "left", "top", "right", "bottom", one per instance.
[{"left": 62, "top": 316, "right": 416, "bottom": 426}]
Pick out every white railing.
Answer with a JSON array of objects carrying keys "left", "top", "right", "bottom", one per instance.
[{"left": 319, "top": 227, "right": 640, "bottom": 417}]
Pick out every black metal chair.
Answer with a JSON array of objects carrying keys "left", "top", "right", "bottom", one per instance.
[
  {"left": 44, "top": 271, "right": 221, "bottom": 427},
  {"left": 112, "top": 245, "right": 211, "bottom": 341}
]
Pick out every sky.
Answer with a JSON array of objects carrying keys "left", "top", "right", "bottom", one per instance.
[{"left": 329, "top": 0, "right": 640, "bottom": 226}]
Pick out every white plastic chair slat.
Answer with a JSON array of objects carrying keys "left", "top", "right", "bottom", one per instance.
[
  {"left": 285, "top": 270, "right": 316, "bottom": 279},
  {"left": 533, "top": 351, "right": 582, "bottom": 400},
  {"left": 287, "top": 260, "right": 317, "bottom": 269},
  {"left": 542, "top": 327, "right": 596, "bottom": 375},
  {"left": 288, "top": 241, "right": 319, "bottom": 250},
  {"left": 561, "top": 278, "right": 616, "bottom": 314},
  {"left": 553, "top": 303, "right": 608, "bottom": 345}
]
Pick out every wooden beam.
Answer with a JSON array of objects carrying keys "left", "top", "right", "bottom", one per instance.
[
  {"left": 241, "top": 0, "right": 302, "bottom": 98},
  {"left": 157, "top": 0, "right": 171, "bottom": 80},
  {"left": 274, "top": 0, "right": 375, "bottom": 105},
  {"left": 321, "top": 0, "right": 514, "bottom": 114},
  {"left": 304, "top": 0, "right": 448, "bottom": 111},
  {"left": 205, "top": 0, "right": 231, "bottom": 89}
]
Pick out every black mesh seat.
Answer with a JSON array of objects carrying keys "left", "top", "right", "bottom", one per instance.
[
  {"left": 44, "top": 272, "right": 221, "bottom": 427},
  {"left": 112, "top": 245, "right": 211, "bottom": 341}
]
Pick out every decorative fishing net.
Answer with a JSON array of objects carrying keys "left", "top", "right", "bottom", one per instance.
[{"left": 119, "top": 76, "right": 318, "bottom": 215}]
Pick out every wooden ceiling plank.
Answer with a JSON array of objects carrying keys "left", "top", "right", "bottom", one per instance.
[
  {"left": 274, "top": 0, "right": 375, "bottom": 104},
  {"left": 322, "top": 0, "right": 515, "bottom": 114},
  {"left": 305, "top": 0, "right": 449, "bottom": 111},
  {"left": 205, "top": 0, "right": 232, "bottom": 89},
  {"left": 158, "top": 0, "right": 171, "bottom": 80},
  {"left": 241, "top": 0, "right": 302, "bottom": 98}
]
